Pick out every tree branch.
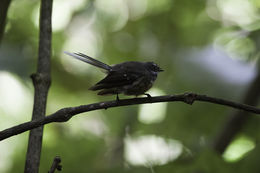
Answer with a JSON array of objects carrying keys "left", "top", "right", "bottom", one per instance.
[
  {"left": 1, "top": 93, "right": 260, "bottom": 141},
  {"left": 24, "top": 0, "right": 52, "bottom": 172}
]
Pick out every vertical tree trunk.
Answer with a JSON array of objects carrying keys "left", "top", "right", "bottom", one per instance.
[
  {"left": 24, "top": 0, "right": 53, "bottom": 172},
  {"left": 213, "top": 70, "right": 260, "bottom": 154},
  {"left": 0, "top": 0, "right": 12, "bottom": 44}
]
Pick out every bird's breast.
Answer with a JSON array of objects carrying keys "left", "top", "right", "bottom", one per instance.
[{"left": 122, "top": 73, "right": 156, "bottom": 96}]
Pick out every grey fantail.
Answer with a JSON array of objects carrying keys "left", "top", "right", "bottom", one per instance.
[{"left": 64, "top": 52, "right": 163, "bottom": 100}]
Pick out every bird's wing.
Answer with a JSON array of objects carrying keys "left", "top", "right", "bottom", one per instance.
[{"left": 89, "top": 71, "right": 139, "bottom": 90}]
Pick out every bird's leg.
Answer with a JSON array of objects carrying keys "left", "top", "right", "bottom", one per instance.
[
  {"left": 116, "top": 93, "right": 120, "bottom": 101},
  {"left": 144, "top": 93, "right": 152, "bottom": 98}
]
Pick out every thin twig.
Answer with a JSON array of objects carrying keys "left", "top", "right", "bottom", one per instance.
[
  {"left": 48, "top": 156, "right": 62, "bottom": 173},
  {"left": 0, "top": 93, "right": 260, "bottom": 141}
]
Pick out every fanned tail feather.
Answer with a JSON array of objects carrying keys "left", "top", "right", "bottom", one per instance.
[{"left": 64, "top": 51, "right": 112, "bottom": 71}]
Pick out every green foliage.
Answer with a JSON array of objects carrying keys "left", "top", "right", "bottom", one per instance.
[{"left": 1, "top": 0, "right": 260, "bottom": 172}]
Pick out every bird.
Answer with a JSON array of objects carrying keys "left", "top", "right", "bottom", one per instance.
[{"left": 64, "top": 51, "right": 163, "bottom": 100}]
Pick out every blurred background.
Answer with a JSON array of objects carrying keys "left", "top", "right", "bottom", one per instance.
[{"left": 1, "top": 0, "right": 260, "bottom": 172}]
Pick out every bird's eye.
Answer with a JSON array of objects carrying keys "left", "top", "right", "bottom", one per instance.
[
  {"left": 153, "top": 64, "right": 159, "bottom": 70},
  {"left": 146, "top": 62, "right": 162, "bottom": 72}
]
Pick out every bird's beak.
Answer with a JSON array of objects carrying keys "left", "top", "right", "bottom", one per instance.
[{"left": 159, "top": 68, "right": 164, "bottom": 72}]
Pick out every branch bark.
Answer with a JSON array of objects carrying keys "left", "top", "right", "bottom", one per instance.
[
  {"left": 24, "top": 0, "right": 52, "bottom": 172},
  {"left": 1, "top": 93, "right": 260, "bottom": 141}
]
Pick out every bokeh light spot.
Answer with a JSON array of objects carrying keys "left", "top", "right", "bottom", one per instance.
[
  {"left": 124, "top": 135, "right": 182, "bottom": 166},
  {"left": 138, "top": 88, "right": 167, "bottom": 124},
  {"left": 223, "top": 135, "right": 255, "bottom": 162}
]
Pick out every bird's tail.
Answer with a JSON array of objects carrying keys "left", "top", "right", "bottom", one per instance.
[{"left": 64, "top": 51, "right": 112, "bottom": 71}]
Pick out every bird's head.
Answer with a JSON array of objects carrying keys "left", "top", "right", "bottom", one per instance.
[{"left": 146, "top": 62, "right": 163, "bottom": 73}]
